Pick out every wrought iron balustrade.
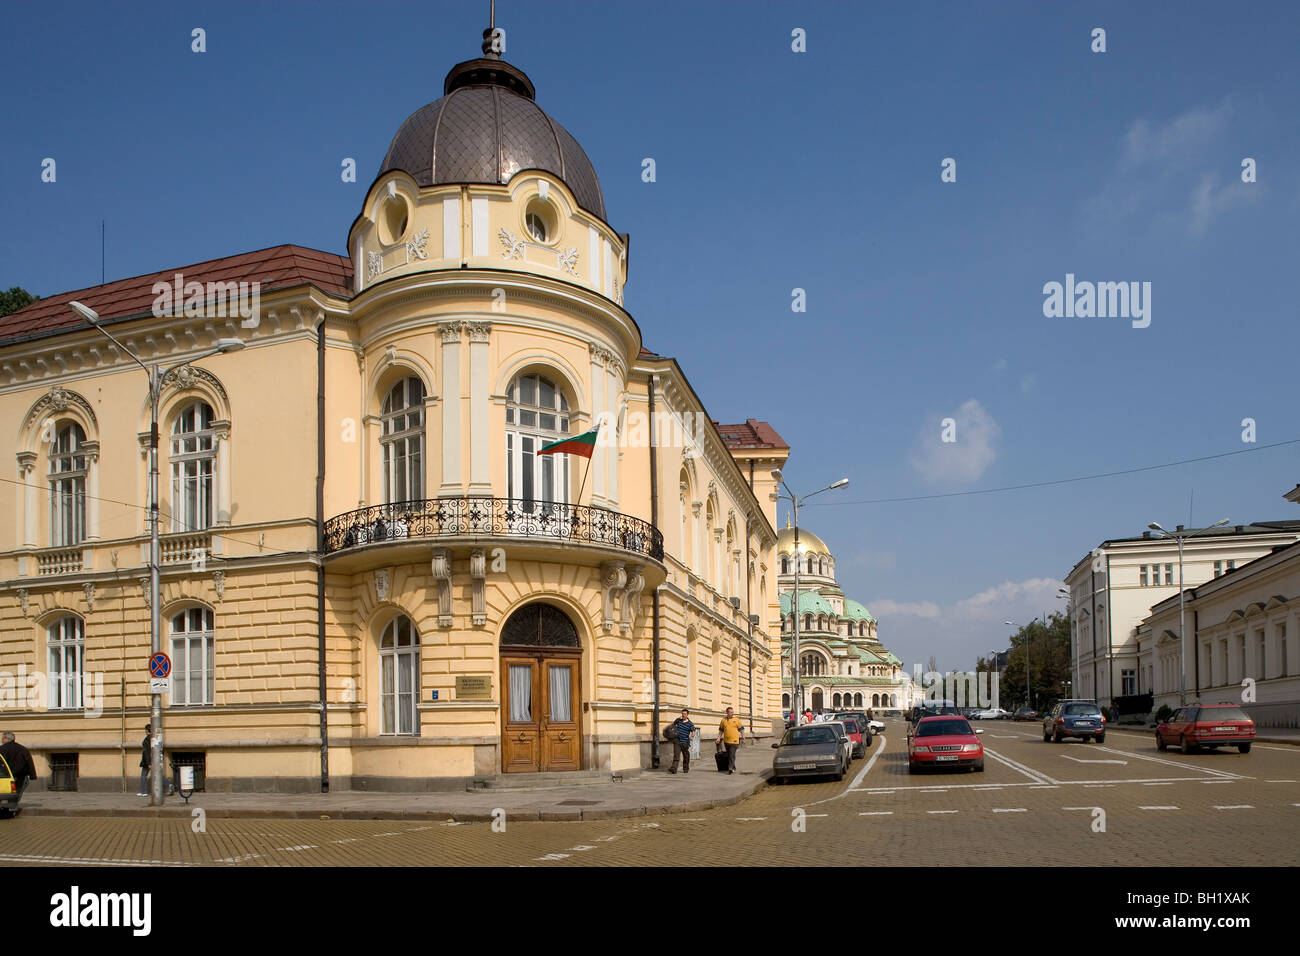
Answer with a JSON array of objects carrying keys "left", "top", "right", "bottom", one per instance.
[{"left": 322, "top": 497, "right": 664, "bottom": 561}]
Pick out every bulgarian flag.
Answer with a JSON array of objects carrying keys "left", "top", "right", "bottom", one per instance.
[{"left": 538, "top": 425, "right": 599, "bottom": 458}]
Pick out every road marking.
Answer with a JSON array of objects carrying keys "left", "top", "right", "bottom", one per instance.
[
  {"left": 274, "top": 845, "right": 318, "bottom": 852},
  {"left": 534, "top": 853, "right": 570, "bottom": 861},
  {"left": 1060, "top": 756, "right": 1127, "bottom": 764},
  {"left": 1141, "top": 782, "right": 1173, "bottom": 786},
  {"left": 972, "top": 786, "right": 1005, "bottom": 791},
  {"left": 1063, "top": 806, "right": 1098, "bottom": 811},
  {"left": 1212, "top": 805, "right": 1254, "bottom": 810},
  {"left": 1083, "top": 784, "right": 1114, "bottom": 788},
  {"left": 927, "top": 810, "right": 959, "bottom": 814},
  {"left": 1266, "top": 779, "right": 1297, "bottom": 783},
  {"left": 374, "top": 832, "right": 400, "bottom": 837},
  {"left": 1139, "top": 806, "right": 1180, "bottom": 810},
  {"left": 990, "top": 735, "right": 1020, "bottom": 739},
  {"left": 678, "top": 818, "right": 707, "bottom": 821},
  {"left": 804, "top": 813, "right": 829, "bottom": 817},
  {"left": 1029, "top": 785, "right": 1059, "bottom": 789},
  {"left": 858, "top": 811, "right": 893, "bottom": 816},
  {"left": 1256, "top": 745, "right": 1300, "bottom": 752},
  {"left": 802, "top": 734, "right": 889, "bottom": 808},
  {"left": 1200, "top": 780, "right": 1236, "bottom": 784},
  {"left": 991, "top": 808, "right": 1027, "bottom": 813},
  {"left": 1095, "top": 745, "right": 1246, "bottom": 779},
  {"left": 568, "top": 845, "right": 597, "bottom": 851},
  {"left": 983, "top": 747, "right": 1057, "bottom": 784},
  {"left": 736, "top": 817, "right": 767, "bottom": 821}
]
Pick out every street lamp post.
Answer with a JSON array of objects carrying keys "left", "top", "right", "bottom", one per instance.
[
  {"left": 1005, "top": 621, "right": 1028, "bottom": 709},
  {"left": 1146, "top": 519, "right": 1229, "bottom": 706},
  {"left": 772, "top": 471, "right": 848, "bottom": 721},
  {"left": 72, "top": 301, "right": 244, "bottom": 806}
]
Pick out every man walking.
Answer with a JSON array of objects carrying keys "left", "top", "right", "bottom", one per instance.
[
  {"left": 0, "top": 732, "right": 37, "bottom": 807},
  {"left": 667, "top": 708, "right": 695, "bottom": 774},
  {"left": 139, "top": 724, "right": 152, "bottom": 796},
  {"left": 717, "top": 707, "right": 745, "bottom": 774}
]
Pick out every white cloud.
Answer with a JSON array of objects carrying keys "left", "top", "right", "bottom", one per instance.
[
  {"left": 1189, "top": 171, "right": 1258, "bottom": 236},
  {"left": 870, "top": 577, "right": 1066, "bottom": 674},
  {"left": 909, "top": 398, "right": 1000, "bottom": 486},
  {"left": 1121, "top": 101, "right": 1232, "bottom": 166}
]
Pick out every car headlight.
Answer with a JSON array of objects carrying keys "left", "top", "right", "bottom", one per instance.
[
  {"left": 961, "top": 743, "right": 981, "bottom": 752},
  {"left": 912, "top": 746, "right": 930, "bottom": 753}
]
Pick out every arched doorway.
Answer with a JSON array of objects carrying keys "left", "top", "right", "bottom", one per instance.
[
  {"left": 811, "top": 689, "right": 824, "bottom": 712},
  {"left": 500, "top": 602, "right": 583, "bottom": 773}
]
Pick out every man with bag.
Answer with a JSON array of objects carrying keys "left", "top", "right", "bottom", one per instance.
[
  {"left": 665, "top": 708, "right": 695, "bottom": 774},
  {"left": 717, "top": 707, "right": 745, "bottom": 774}
]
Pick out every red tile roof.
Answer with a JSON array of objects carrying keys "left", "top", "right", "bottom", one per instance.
[
  {"left": 715, "top": 419, "right": 789, "bottom": 451},
  {"left": 0, "top": 245, "right": 353, "bottom": 346}
]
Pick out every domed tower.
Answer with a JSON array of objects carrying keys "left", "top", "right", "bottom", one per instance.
[{"left": 348, "top": 30, "right": 625, "bottom": 306}]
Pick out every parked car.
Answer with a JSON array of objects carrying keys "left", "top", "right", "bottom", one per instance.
[
  {"left": 1155, "top": 703, "right": 1256, "bottom": 754},
  {"left": 771, "top": 721, "right": 852, "bottom": 783},
  {"left": 0, "top": 753, "right": 20, "bottom": 818},
  {"left": 1011, "top": 707, "right": 1038, "bottom": 722},
  {"left": 972, "top": 707, "right": 1010, "bottom": 720},
  {"left": 1042, "top": 700, "right": 1106, "bottom": 743},
  {"left": 833, "top": 711, "right": 874, "bottom": 747},
  {"left": 908, "top": 716, "right": 985, "bottom": 773},
  {"left": 839, "top": 717, "right": 868, "bottom": 759},
  {"left": 867, "top": 719, "right": 885, "bottom": 735}
]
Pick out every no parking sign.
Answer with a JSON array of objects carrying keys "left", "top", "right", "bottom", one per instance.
[{"left": 149, "top": 652, "right": 171, "bottom": 694}]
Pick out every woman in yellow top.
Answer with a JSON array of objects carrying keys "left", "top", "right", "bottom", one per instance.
[{"left": 717, "top": 708, "right": 745, "bottom": 774}]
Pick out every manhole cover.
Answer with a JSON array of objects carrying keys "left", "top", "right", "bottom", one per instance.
[{"left": 556, "top": 799, "right": 602, "bottom": 806}]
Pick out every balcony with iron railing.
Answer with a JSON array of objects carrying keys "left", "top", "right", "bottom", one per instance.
[{"left": 321, "top": 497, "right": 664, "bottom": 562}]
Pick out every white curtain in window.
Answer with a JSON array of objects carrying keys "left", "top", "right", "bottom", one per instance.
[
  {"left": 549, "top": 666, "right": 571, "bottom": 722},
  {"left": 510, "top": 664, "right": 532, "bottom": 722}
]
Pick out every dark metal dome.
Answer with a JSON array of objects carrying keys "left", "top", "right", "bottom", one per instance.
[{"left": 379, "top": 53, "right": 606, "bottom": 221}]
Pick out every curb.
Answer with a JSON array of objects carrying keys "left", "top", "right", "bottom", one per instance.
[{"left": 15, "top": 770, "right": 774, "bottom": 823}]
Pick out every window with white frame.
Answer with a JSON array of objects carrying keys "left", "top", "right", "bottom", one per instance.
[
  {"left": 381, "top": 377, "right": 426, "bottom": 504},
  {"left": 1121, "top": 668, "right": 1136, "bottom": 695},
  {"left": 505, "top": 373, "right": 570, "bottom": 513},
  {"left": 170, "top": 606, "right": 214, "bottom": 705},
  {"left": 1139, "top": 565, "right": 1148, "bottom": 586},
  {"left": 170, "top": 401, "right": 215, "bottom": 532},
  {"left": 1214, "top": 560, "right": 1223, "bottom": 577},
  {"left": 49, "top": 422, "right": 87, "bottom": 546},
  {"left": 47, "top": 616, "right": 85, "bottom": 709},
  {"left": 380, "top": 615, "right": 420, "bottom": 735},
  {"left": 1164, "top": 564, "right": 1173, "bottom": 585}
]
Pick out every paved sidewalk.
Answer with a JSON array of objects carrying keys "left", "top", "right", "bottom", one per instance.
[{"left": 17, "top": 741, "right": 775, "bottom": 823}]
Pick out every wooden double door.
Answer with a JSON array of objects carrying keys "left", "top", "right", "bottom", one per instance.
[{"left": 501, "top": 649, "right": 582, "bottom": 773}]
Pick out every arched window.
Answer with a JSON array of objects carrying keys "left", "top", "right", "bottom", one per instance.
[
  {"left": 381, "top": 377, "right": 426, "bottom": 504},
  {"left": 170, "top": 606, "right": 214, "bottom": 706},
  {"left": 833, "top": 693, "right": 842, "bottom": 708},
  {"left": 171, "top": 401, "right": 215, "bottom": 531},
  {"left": 817, "top": 615, "right": 826, "bottom": 631},
  {"left": 807, "top": 555, "right": 815, "bottom": 574},
  {"left": 782, "top": 693, "right": 790, "bottom": 710},
  {"left": 804, "top": 614, "right": 812, "bottom": 631},
  {"left": 872, "top": 693, "right": 880, "bottom": 707},
  {"left": 506, "top": 373, "right": 570, "bottom": 512},
  {"left": 380, "top": 616, "right": 421, "bottom": 735},
  {"left": 47, "top": 616, "right": 85, "bottom": 710},
  {"left": 49, "top": 422, "right": 87, "bottom": 546},
  {"left": 854, "top": 693, "right": 863, "bottom": 707},
  {"left": 800, "top": 652, "right": 824, "bottom": 677},
  {"left": 781, "top": 556, "right": 788, "bottom": 574},
  {"left": 500, "top": 603, "right": 580, "bottom": 647},
  {"left": 818, "top": 557, "right": 826, "bottom": 575}
]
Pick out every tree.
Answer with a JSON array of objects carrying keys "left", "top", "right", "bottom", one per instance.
[
  {"left": 999, "top": 613, "right": 1070, "bottom": 709},
  {"left": 0, "top": 287, "right": 39, "bottom": 317}
]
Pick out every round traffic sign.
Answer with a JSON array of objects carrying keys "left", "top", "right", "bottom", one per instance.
[{"left": 149, "top": 652, "right": 171, "bottom": 678}]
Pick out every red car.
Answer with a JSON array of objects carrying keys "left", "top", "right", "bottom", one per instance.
[
  {"left": 908, "top": 715, "right": 985, "bottom": 773},
  {"left": 1156, "top": 703, "right": 1256, "bottom": 754},
  {"left": 839, "top": 717, "right": 867, "bottom": 759}
]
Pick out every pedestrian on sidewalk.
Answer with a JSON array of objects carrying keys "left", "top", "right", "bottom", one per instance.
[
  {"left": 0, "top": 731, "right": 37, "bottom": 807},
  {"left": 139, "top": 724, "right": 152, "bottom": 796},
  {"left": 667, "top": 709, "right": 695, "bottom": 774},
  {"left": 717, "top": 707, "right": 745, "bottom": 774}
]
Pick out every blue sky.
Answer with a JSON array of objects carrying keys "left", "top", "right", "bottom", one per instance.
[{"left": 3, "top": 1, "right": 1298, "bottom": 671}]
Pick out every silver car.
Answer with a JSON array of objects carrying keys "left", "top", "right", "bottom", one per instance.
[{"left": 770, "top": 721, "right": 852, "bottom": 783}]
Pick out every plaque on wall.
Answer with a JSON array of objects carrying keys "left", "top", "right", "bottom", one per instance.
[{"left": 456, "top": 675, "right": 492, "bottom": 699}]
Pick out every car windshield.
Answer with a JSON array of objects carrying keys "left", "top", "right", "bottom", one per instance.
[
  {"left": 1063, "top": 704, "right": 1102, "bottom": 716},
  {"left": 841, "top": 720, "right": 859, "bottom": 733},
  {"left": 1199, "top": 706, "right": 1251, "bottom": 722},
  {"left": 917, "top": 719, "right": 972, "bottom": 737},
  {"left": 783, "top": 727, "right": 836, "bottom": 746}
]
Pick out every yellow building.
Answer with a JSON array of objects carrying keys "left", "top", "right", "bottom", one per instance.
[{"left": 0, "top": 36, "right": 789, "bottom": 790}]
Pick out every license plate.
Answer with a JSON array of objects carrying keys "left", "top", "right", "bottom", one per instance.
[
  {"left": 1213, "top": 727, "right": 1235, "bottom": 732},
  {"left": 1076, "top": 722, "right": 1095, "bottom": 727},
  {"left": 793, "top": 763, "right": 816, "bottom": 770},
  {"left": 935, "top": 755, "right": 958, "bottom": 762}
]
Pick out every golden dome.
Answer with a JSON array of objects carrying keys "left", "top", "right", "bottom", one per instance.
[{"left": 776, "top": 525, "right": 830, "bottom": 557}]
